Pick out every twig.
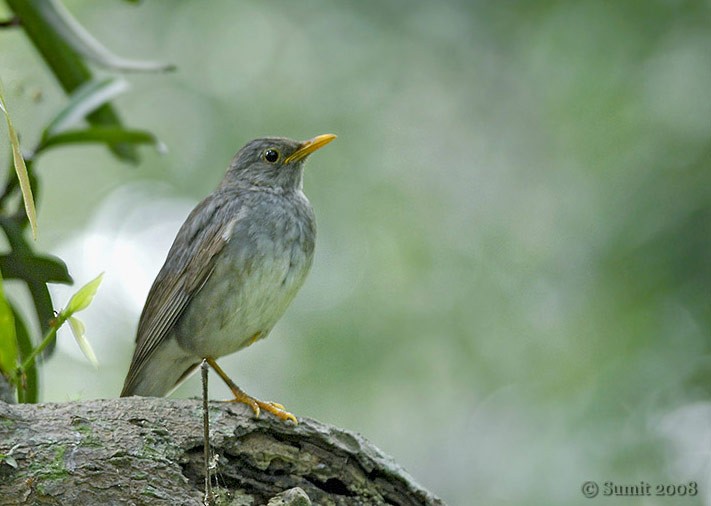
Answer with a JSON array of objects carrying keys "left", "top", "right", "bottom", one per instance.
[{"left": 201, "top": 359, "right": 213, "bottom": 505}]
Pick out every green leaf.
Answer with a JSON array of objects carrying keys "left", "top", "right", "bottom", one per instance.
[
  {"left": 38, "top": 127, "right": 164, "bottom": 154},
  {"left": 0, "top": 253, "right": 73, "bottom": 285},
  {"left": 5, "top": 0, "right": 140, "bottom": 163},
  {"left": 33, "top": 0, "right": 174, "bottom": 72},
  {"left": 12, "top": 307, "right": 37, "bottom": 403},
  {"left": 64, "top": 272, "right": 104, "bottom": 314},
  {"left": 0, "top": 85, "right": 38, "bottom": 240},
  {"left": 0, "top": 274, "right": 17, "bottom": 382},
  {"left": 68, "top": 316, "right": 98, "bottom": 368},
  {"left": 0, "top": 217, "right": 63, "bottom": 362},
  {"left": 43, "top": 77, "right": 131, "bottom": 139}
]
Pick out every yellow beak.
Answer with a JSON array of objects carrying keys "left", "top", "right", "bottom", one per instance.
[{"left": 284, "top": 133, "right": 337, "bottom": 164}]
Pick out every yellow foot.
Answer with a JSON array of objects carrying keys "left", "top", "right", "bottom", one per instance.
[
  {"left": 230, "top": 395, "right": 297, "bottom": 424},
  {"left": 205, "top": 357, "right": 297, "bottom": 424}
]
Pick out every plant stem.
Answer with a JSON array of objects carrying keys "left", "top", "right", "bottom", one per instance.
[{"left": 18, "top": 313, "right": 66, "bottom": 373}]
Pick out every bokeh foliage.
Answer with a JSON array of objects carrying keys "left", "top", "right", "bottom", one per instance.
[
  {"left": 1, "top": 1, "right": 710, "bottom": 505},
  {"left": 0, "top": 0, "right": 165, "bottom": 403}
]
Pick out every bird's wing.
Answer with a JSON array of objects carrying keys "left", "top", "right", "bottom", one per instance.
[{"left": 121, "top": 195, "right": 240, "bottom": 395}]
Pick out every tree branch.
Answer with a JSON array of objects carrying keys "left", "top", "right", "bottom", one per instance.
[{"left": 0, "top": 398, "right": 444, "bottom": 505}]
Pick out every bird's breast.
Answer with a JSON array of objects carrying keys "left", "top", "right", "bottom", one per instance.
[{"left": 174, "top": 192, "right": 315, "bottom": 358}]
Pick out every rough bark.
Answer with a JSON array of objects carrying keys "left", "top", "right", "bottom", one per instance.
[{"left": 0, "top": 398, "right": 444, "bottom": 505}]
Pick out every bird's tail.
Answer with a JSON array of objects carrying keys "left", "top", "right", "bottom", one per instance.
[{"left": 120, "top": 339, "right": 199, "bottom": 397}]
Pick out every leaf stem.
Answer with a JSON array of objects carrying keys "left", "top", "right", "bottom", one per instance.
[{"left": 18, "top": 312, "right": 66, "bottom": 373}]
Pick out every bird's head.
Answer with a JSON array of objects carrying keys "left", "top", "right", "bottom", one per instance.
[{"left": 222, "top": 134, "right": 336, "bottom": 192}]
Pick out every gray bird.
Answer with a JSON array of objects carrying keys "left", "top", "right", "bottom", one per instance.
[{"left": 120, "top": 134, "right": 336, "bottom": 422}]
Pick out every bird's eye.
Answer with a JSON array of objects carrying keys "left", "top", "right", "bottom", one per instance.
[{"left": 264, "top": 149, "right": 280, "bottom": 163}]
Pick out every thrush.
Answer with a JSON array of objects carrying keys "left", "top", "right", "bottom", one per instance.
[{"left": 120, "top": 134, "right": 336, "bottom": 423}]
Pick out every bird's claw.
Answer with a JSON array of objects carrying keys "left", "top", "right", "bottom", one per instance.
[
  {"left": 256, "top": 400, "right": 298, "bottom": 424},
  {"left": 229, "top": 396, "right": 297, "bottom": 424}
]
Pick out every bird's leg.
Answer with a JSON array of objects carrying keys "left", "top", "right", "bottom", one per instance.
[{"left": 205, "top": 357, "right": 297, "bottom": 424}]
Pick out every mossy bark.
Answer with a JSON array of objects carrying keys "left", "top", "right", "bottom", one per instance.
[{"left": 0, "top": 398, "right": 444, "bottom": 505}]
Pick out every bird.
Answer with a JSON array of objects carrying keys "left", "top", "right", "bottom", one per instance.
[{"left": 120, "top": 134, "right": 336, "bottom": 423}]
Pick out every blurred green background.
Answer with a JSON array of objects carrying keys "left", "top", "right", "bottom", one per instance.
[{"left": 2, "top": 1, "right": 710, "bottom": 504}]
